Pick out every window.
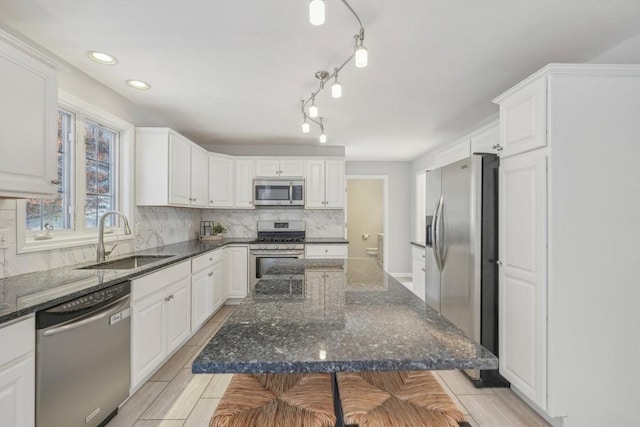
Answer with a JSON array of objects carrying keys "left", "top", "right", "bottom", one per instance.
[{"left": 18, "top": 91, "right": 134, "bottom": 253}]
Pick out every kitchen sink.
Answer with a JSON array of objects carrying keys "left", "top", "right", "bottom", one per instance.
[{"left": 78, "top": 255, "right": 174, "bottom": 270}]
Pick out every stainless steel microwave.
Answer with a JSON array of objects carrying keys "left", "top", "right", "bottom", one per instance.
[{"left": 253, "top": 179, "right": 305, "bottom": 207}]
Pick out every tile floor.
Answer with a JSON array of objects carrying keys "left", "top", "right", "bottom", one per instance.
[{"left": 107, "top": 305, "right": 550, "bottom": 427}]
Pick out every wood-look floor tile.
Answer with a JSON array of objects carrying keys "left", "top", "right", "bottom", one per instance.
[
  {"left": 183, "top": 398, "right": 220, "bottom": 427},
  {"left": 438, "top": 370, "right": 496, "bottom": 395},
  {"left": 201, "top": 373, "right": 233, "bottom": 398},
  {"left": 458, "top": 393, "right": 550, "bottom": 427},
  {"left": 107, "top": 382, "right": 168, "bottom": 427},
  {"left": 150, "top": 345, "right": 198, "bottom": 382},
  {"left": 185, "top": 321, "right": 221, "bottom": 347},
  {"left": 432, "top": 371, "right": 470, "bottom": 414},
  {"left": 132, "top": 421, "right": 184, "bottom": 427},
  {"left": 141, "top": 368, "right": 213, "bottom": 420},
  {"left": 494, "top": 389, "right": 551, "bottom": 426}
]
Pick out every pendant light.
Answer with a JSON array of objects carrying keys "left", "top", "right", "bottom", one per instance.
[
  {"left": 302, "top": 121, "right": 310, "bottom": 133},
  {"left": 319, "top": 119, "right": 327, "bottom": 143},
  {"left": 309, "top": 94, "right": 319, "bottom": 118},
  {"left": 309, "top": 0, "right": 325, "bottom": 26},
  {"left": 354, "top": 30, "right": 368, "bottom": 68},
  {"left": 331, "top": 68, "right": 342, "bottom": 98}
]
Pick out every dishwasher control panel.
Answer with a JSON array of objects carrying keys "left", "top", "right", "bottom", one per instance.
[{"left": 47, "top": 282, "right": 130, "bottom": 313}]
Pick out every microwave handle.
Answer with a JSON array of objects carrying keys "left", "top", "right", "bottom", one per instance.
[{"left": 289, "top": 182, "right": 293, "bottom": 204}]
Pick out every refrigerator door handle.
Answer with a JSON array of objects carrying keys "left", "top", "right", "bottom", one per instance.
[{"left": 433, "top": 196, "right": 444, "bottom": 271}]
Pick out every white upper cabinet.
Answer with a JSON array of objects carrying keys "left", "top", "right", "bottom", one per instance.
[
  {"left": 306, "top": 159, "right": 344, "bottom": 209},
  {"left": 234, "top": 159, "right": 255, "bottom": 208},
  {"left": 0, "top": 31, "right": 58, "bottom": 198},
  {"left": 255, "top": 159, "right": 304, "bottom": 177},
  {"left": 470, "top": 121, "right": 500, "bottom": 155},
  {"left": 190, "top": 145, "right": 209, "bottom": 207},
  {"left": 494, "top": 77, "right": 547, "bottom": 158},
  {"left": 136, "top": 128, "right": 207, "bottom": 207},
  {"left": 208, "top": 154, "right": 234, "bottom": 208}
]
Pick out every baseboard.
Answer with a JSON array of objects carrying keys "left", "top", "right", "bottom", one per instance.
[
  {"left": 511, "top": 386, "right": 566, "bottom": 427},
  {"left": 389, "top": 272, "right": 412, "bottom": 279}
]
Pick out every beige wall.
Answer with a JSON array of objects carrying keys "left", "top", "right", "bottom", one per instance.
[{"left": 346, "top": 179, "right": 384, "bottom": 258}]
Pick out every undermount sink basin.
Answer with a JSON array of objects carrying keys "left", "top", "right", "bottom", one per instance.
[{"left": 78, "top": 255, "right": 174, "bottom": 270}]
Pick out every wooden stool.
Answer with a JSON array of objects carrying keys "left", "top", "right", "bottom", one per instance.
[
  {"left": 210, "top": 373, "right": 336, "bottom": 427},
  {"left": 336, "top": 371, "right": 469, "bottom": 427}
]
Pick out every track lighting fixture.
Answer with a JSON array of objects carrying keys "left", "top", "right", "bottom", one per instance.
[
  {"left": 299, "top": 0, "right": 369, "bottom": 142},
  {"left": 309, "top": 0, "right": 325, "bottom": 26},
  {"left": 331, "top": 68, "right": 342, "bottom": 98}
]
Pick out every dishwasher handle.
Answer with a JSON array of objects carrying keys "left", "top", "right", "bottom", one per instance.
[{"left": 42, "top": 295, "right": 130, "bottom": 337}]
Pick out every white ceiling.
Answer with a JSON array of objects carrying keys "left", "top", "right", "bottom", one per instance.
[{"left": 1, "top": 1, "right": 639, "bottom": 160}]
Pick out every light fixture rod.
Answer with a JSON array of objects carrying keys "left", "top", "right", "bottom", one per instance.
[
  {"left": 302, "top": 53, "right": 354, "bottom": 110},
  {"left": 340, "top": 0, "right": 364, "bottom": 31}
]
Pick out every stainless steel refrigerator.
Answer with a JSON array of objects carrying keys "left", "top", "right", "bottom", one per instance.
[{"left": 425, "top": 153, "right": 507, "bottom": 387}]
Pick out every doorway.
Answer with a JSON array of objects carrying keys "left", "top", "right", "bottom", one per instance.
[{"left": 345, "top": 176, "right": 387, "bottom": 270}]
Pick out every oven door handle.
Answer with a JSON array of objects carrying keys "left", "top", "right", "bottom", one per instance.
[{"left": 250, "top": 250, "right": 304, "bottom": 256}]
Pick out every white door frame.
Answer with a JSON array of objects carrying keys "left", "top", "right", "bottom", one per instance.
[{"left": 344, "top": 175, "right": 389, "bottom": 272}]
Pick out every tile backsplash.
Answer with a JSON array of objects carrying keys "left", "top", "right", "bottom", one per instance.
[
  {"left": 0, "top": 202, "right": 343, "bottom": 279},
  {"left": 201, "top": 209, "right": 345, "bottom": 238}
]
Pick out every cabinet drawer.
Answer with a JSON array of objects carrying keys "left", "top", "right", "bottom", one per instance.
[
  {"left": 305, "top": 244, "right": 348, "bottom": 259},
  {"left": 192, "top": 249, "right": 223, "bottom": 273},
  {"left": 0, "top": 316, "right": 35, "bottom": 366},
  {"left": 411, "top": 246, "right": 426, "bottom": 261},
  {"left": 132, "top": 261, "right": 191, "bottom": 302}
]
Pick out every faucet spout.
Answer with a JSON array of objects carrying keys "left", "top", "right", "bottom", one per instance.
[{"left": 97, "top": 211, "right": 132, "bottom": 262}]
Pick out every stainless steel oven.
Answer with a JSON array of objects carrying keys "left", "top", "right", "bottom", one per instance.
[{"left": 249, "top": 220, "right": 306, "bottom": 290}]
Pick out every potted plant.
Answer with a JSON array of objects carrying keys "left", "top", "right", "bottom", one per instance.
[{"left": 200, "top": 221, "right": 228, "bottom": 241}]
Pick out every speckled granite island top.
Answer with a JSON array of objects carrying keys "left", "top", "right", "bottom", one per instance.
[{"left": 192, "top": 258, "right": 498, "bottom": 374}]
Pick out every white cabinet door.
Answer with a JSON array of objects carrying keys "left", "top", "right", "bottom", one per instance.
[
  {"left": 470, "top": 122, "right": 500, "bottom": 155},
  {"left": 224, "top": 246, "right": 248, "bottom": 298},
  {"left": 168, "top": 134, "right": 192, "bottom": 205},
  {"left": 305, "top": 160, "right": 326, "bottom": 208},
  {"left": 499, "top": 150, "right": 547, "bottom": 409},
  {"left": 255, "top": 159, "right": 280, "bottom": 177},
  {"left": 411, "top": 260, "right": 425, "bottom": 301},
  {"left": 190, "top": 145, "right": 209, "bottom": 207},
  {"left": 0, "top": 33, "right": 57, "bottom": 198},
  {"left": 499, "top": 78, "right": 547, "bottom": 158},
  {"left": 211, "top": 259, "right": 223, "bottom": 311},
  {"left": 279, "top": 159, "right": 305, "bottom": 177},
  {"left": 208, "top": 154, "right": 234, "bottom": 207},
  {"left": 0, "top": 316, "right": 35, "bottom": 427},
  {"left": 323, "top": 160, "right": 344, "bottom": 208},
  {"left": 234, "top": 159, "right": 254, "bottom": 208},
  {"left": 191, "top": 267, "right": 214, "bottom": 331},
  {"left": 165, "top": 277, "right": 191, "bottom": 354},
  {"left": 0, "top": 354, "right": 35, "bottom": 427},
  {"left": 131, "top": 291, "right": 165, "bottom": 388}
]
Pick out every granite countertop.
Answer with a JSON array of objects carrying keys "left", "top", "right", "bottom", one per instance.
[
  {"left": 0, "top": 238, "right": 254, "bottom": 325},
  {"left": 192, "top": 258, "right": 498, "bottom": 374},
  {"left": 411, "top": 241, "right": 426, "bottom": 248}
]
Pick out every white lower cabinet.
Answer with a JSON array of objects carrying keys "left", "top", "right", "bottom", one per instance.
[
  {"left": 191, "top": 250, "right": 224, "bottom": 331},
  {"left": 0, "top": 316, "right": 35, "bottom": 427},
  {"left": 305, "top": 244, "right": 348, "bottom": 259},
  {"left": 224, "top": 246, "right": 248, "bottom": 299},
  {"left": 410, "top": 245, "right": 425, "bottom": 299},
  {"left": 130, "top": 261, "right": 191, "bottom": 390}
]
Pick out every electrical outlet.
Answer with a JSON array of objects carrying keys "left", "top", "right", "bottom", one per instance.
[{"left": 0, "top": 228, "right": 8, "bottom": 249}]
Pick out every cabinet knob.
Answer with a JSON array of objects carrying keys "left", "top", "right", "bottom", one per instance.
[
  {"left": 421, "top": 267, "right": 425, "bottom": 272},
  {"left": 165, "top": 295, "right": 172, "bottom": 302},
  {"left": 51, "top": 179, "right": 60, "bottom": 185},
  {"left": 208, "top": 272, "right": 213, "bottom": 277},
  {"left": 491, "top": 143, "right": 503, "bottom": 152},
  {"left": 496, "top": 260, "right": 502, "bottom": 265},
  {"left": 210, "top": 200, "right": 214, "bottom": 203}
]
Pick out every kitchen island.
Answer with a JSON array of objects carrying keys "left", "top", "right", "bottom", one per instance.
[{"left": 192, "top": 258, "right": 497, "bottom": 374}]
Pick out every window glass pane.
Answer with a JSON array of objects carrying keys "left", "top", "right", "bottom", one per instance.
[
  {"left": 25, "top": 110, "right": 74, "bottom": 231},
  {"left": 85, "top": 121, "right": 117, "bottom": 228}
]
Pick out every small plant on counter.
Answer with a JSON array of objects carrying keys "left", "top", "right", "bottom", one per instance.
[{"left": 211, "top": 222, "right": 228, "bottom": 235}]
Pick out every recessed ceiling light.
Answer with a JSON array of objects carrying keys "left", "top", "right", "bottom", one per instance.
[
  {"left": 125, "top": 80, "right": 151, "bottom": 90},
  {"left": 86, "top": 50, "right": 118, "bottom": 65}
]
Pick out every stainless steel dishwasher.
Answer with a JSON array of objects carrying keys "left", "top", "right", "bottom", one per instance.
[{"left": 36, "top": 282, "right": 131, "bottom": 427}]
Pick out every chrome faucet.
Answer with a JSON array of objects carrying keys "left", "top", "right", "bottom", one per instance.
[{"left": 97, "top": 211, "right": 132, "bottom": 262}]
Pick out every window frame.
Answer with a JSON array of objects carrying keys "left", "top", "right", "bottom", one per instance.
[{"left": 17, "top": 90, "right": 135, "bottom": 254}]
